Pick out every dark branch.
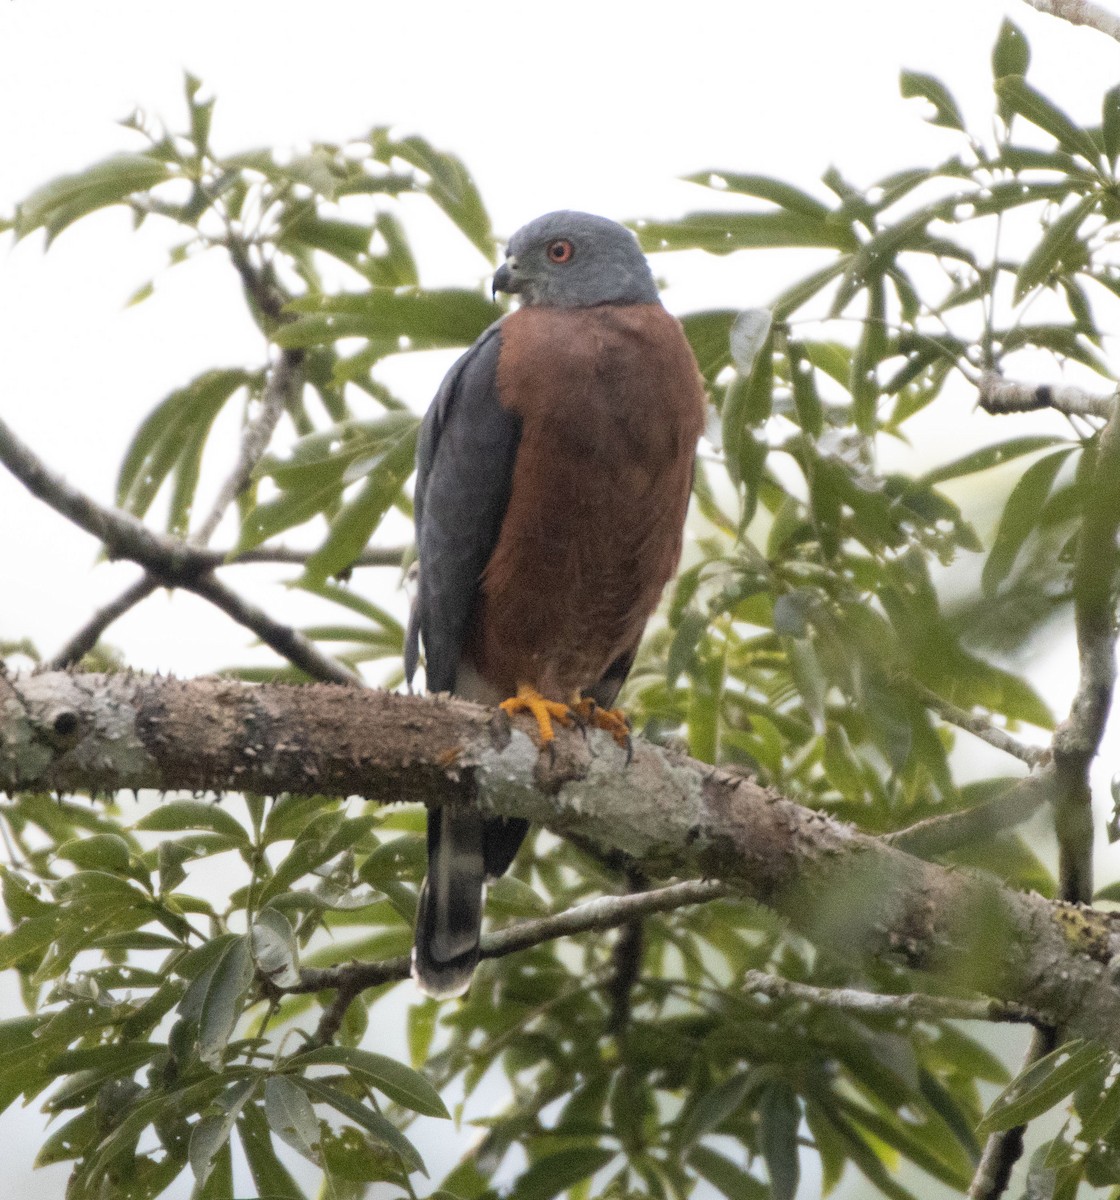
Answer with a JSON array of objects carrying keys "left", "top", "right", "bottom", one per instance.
[
  {"left": 46, "top": 575, "right": 159, "bottom": 670},
  {"left": 0, "top": 411, "right": 358, "bottom": 685}
]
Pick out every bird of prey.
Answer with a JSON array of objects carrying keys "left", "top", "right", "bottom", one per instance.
[{"left": 405, "top": 210, "right": 707, "bottom": 997}]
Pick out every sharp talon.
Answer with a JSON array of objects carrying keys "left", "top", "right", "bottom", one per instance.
[
  {"left": 623, "top": 734, "right": 634, "bottom": 766},
  {"left": 499, "top": 686, "right": 576, "bottom": 748}
]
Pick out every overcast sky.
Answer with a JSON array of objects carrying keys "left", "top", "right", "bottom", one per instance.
[{"left": 1, "top": 2, "right": 1118, "bottom": 1196}]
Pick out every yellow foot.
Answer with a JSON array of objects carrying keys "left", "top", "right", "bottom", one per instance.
[
  {"left": 572, "top": 698, "right": 632, "bottom": 749},
  {"left": 499, "top": 686, "right": 575, "bottom": 745}
]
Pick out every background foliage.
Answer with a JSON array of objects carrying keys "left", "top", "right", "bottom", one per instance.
[{"left": 2, "top": 19, "right": 1119, "bottom": 1199}]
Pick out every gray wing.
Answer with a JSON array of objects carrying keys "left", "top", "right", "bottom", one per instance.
[{"left": 405, "top": 321, "right": 521, "bottom": 694}]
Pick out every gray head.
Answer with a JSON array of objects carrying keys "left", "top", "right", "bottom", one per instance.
[{"left": 492, "top": 211, "right": 658, "bottom": 308}]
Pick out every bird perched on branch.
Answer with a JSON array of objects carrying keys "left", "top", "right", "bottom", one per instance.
[{"left": 405, "top": 211, "right": 706, "bottom": 997}]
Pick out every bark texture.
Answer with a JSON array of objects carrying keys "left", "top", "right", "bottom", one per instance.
[{"left": 3, "top": 669, "right": 1120, "bottom": 1041}]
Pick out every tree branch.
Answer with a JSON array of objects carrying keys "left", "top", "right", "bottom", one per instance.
[
  {"left": 46, "top": 575, "right": 160, "bottom": 670},
  {"left": 191, "top": 348, "right": 301, "bottom": 546},
  {"left": 886, "top": 768, "right": 1054, "bottom": 859},
  {"left": 977, "top": 372, "right": 1117, "bottom": 420},
  {"left": 186, "top": 573, "right": 359, "bottom": 684},
  {"left": 1051, "top": 401, "right": 1120, "bottom": 902},
  {"left": 298, "top": 879, "right": 727, "bottom": 1004},
  {"left": 907, "top": 678, "right": 1048, "bottom": 767},
  {"left": 0, "top": 411, "right": 358, "bottom": 684},
  {"left": 1020, "top": 0, "right": 1120, "bottom": 43},
  {"left": 968, "top": 1028, "right": 1058, "bottom": 1200},
  {"left": 977, "top": 373, "right": 1120, "bottom": 903},
  {"left": 5, "top": 670, "right": 1120, "bottom": 1045},
  {"left": 742, "top": 970, "right": 1042, "bottom": 1025}
]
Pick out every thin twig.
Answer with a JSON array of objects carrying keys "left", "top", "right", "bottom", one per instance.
[
  {"left": 213, "top": 544, "right": 407, "bottom": 569},
  {"left": 191, "top": 348, "right": 301, "bottom": 545},
  {"left": 294, "top": 879, "right": 730, "bottom": 1001},
  {"left": 743, "top": 970, "right": 1042, "bottom": 1025},
  {"left": 887, "top": 768, "right": 1054, "bottom": 859},
  {"left": 909, "top": 678, "right": 1048, "bottom": 767},
  {"left": 1020, "top": 0, "right": 1120, "bottom": 43},
  {"left": 978, "top": 373, "right": 1117, "bottom": 420}
]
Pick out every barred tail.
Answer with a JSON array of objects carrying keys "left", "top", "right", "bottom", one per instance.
[{"left": 412, "top": 806, "right": 485, "bottom": 999}]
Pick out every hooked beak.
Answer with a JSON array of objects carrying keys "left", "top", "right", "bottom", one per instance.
[{"left": 492, "top": 257, "right": 518, "bottom": 299}]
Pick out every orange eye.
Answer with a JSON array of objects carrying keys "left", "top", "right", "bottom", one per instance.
[{"left": 546, "top": 239, "right": 574, "bottom": 263}]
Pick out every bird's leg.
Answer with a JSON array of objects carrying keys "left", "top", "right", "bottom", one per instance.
[
  {"left": 571, "top": 696, "right": 632, "bottom": 750},
  {"left": 499, "top": 685, "right": 575, "bottom": 745}
]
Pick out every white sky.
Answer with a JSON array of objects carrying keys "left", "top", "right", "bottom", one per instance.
[{"left": 1, "top": 1, "right": 1118, "bottom": 1196}]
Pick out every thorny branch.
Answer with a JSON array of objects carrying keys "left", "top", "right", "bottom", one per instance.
[{"left": 5, "top": 671, "right": 1120, "bottom": 1049}]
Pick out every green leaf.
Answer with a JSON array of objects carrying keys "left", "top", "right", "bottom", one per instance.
[
  {"left": 685, "top": 171, "right": 832, "bottom": 218},
  {"left": 982, "top": 449, "right": 1073, "bottom": 595},
  {"left": 189, "top": 1079, "right": 256, "bottom": 1188},
  {"left": 46, "top": 1041, "right": 163, "bottom": 1076},
  {"left": 234, "top": 479, "right": 340, "bottom": 556},
  {"left": 136, "top": 800, "right": 249, "bottom": 845},
  {"left": 280, "top": 211, "right": 371, "bottom": 263},
  {"left": 676, "top": 1072, "right": 755, "bottom": 1148},
  {"left": 992, "top": 18, "right": 1030, "bottom": 81},
  {"left": 680, "top": 309, "right": 737, "bottom": 379},
  {"left": 369, "top": 128, "right": 494, "bottom": 259},
  {"left": 994, "top": 77, "right": 1100, "bottom": 162},
  {"left": 197, "top": 935, "right": 253, "bottom": 1068},
  {"left": 264, "top": 1074, "right": 321, "bottom": 1162},
  {"left": 788, "top": 343, "right": 824, "bottom": 437},
  {"left": 116, "top": 369, "right": 250, "bottom": 524},
  {"left": 917, "top": 436, "right": 1064, "bottom": 487},
  {"left": 1014, "top": 194, "right": 1097, "bottom": 302},
  {"left": 280, "top": 288, "right": 500, "bottom": 351},
  {"left": 299, "top": 422, "right": 418, "bottom": 588},
  {"left": 0, "top": 914, "right": 60, "bottom": 970},
  {"left": 759, "top": 1083, "right": 801, "bottom": 1200},
  {"left": 56, "top": 833, "right": 132, "bottom": 873},
  {"left": 250, "top": 908, "right": 300, "bottom": 989},
  {"left": 289, "top": 1045, "right": 449, "bottom": 1118},
  {"left": 299, "top": 1076, "right": 424, "bottom": 1174},
  {"left": 638, "top": 210, "right": 858, "bottom": 255},
  {"left": 1103, "top": 84, "right": 1120, "bottom": 162},
  {"left": 688, "top": 1145, "right": 768, "bottom": 1198},
  {"left": 851, "top": 280, "right": 886, "bottom": 433},
  {"left": 509, "top": 1146, "right": 616, "bottom": 1200},
  {"left": 15, "top": 153, "right": 170, "bottom": 242},
  {"left": 900, "top": 71, "right": 966, "bottom": 131},
  {"left": 978, "top": 1041, "right": 1109, "bottom": 1133},
  {"left": 407, "top": 998, "right": 439, "bottom": 1068},
  {"left": 238, "top": 1100, "right": 308, "bottom": 1199}
]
